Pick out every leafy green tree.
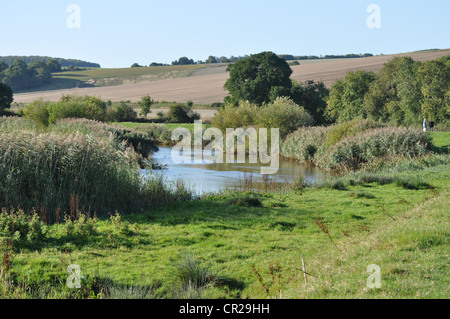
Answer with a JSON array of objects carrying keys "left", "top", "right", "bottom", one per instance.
[
  {"left": 419, "top": 59, "right": 450, "bottom": 124},
  {"left": 364, "top": 57, "right": 406, "bottom": 122},
  {"left": 206, "top": 56, "right": 217, "bottom": 64},
  {"left": 394, "top": 58, "right": 423, "bottom": 126},
  {"left": 224, "top": 51, "right": 293, "bottom": 106},
  {"left": 167, "top": 104, "right": 200, "bottom": 123},
  {"left": 0, "top": 83, "right": 13, "bottom": 111},
  {"left": 46, "top": 59, "right": 62, "bottom": 72},
  {"left": 138, "top": 95, "right": 154, "bottom": 118},
  {"left": 172, "top": 57, "right": 195, "bottom": 66},
  {"left": 326, "top": 71, "right": 376, "bottom": 123}
]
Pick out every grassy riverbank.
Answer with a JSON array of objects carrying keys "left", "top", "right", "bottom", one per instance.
[
  {"left": 1, "top": 116, "right": 449, "bottom": 299},
  {"left": 1, "top": 155, "right": 448, "bottom": 299}
]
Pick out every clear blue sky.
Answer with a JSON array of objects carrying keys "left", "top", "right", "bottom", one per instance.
[{"left": 1, "top": 0, "right": 449, "bottom": 68}]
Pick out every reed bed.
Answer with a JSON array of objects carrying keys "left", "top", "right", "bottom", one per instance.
[{"left": 0, "top": 117, "right": 191, "bottom": 223}]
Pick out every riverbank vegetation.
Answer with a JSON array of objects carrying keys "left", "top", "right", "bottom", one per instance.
[{"left": 0, "top": 51, "right": 449, "bottom": 299}]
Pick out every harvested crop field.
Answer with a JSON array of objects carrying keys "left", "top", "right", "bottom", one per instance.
[{"left": 13, "top": 49, "right": 450, "bottom": 105}]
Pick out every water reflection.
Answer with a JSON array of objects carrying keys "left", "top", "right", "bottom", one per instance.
[{"left": 141, "top": 147, "right": 328, "bottom": 194}]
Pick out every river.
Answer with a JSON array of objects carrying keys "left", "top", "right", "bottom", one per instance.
[{"left": 141, "top": 147, "right": 328, "bottom": 195}]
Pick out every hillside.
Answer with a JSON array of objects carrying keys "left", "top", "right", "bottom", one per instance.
[{"left": 13, "top": 49, "right": 450, "bottom": 105}]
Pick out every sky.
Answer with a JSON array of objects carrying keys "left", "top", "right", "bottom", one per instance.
[{"left": 1, "top": 0, "right": 449, "bottom": 68}]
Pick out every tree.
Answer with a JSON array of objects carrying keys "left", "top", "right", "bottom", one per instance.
[
  {"left": 0, "top": 83, "right": 13, "bottom": 111},
  {"left": 419, "top": 59, "right": 450, "bottom": 124},
  {"left": 46, "top": 59, "right": 62, "bottom": 73},
  {"left": 206, "top": 56, "right": 217, "bottom": 64},
  {"left": 172, "top": 57, "right": 195, "bottom": 66},
  {"left": 138, "top": 95, "right": 154, "bottom": 118},
  {"left": 131, "top": 63, "right": 142, "bottom": 68},
  {"left": 326, "top": 71, "right": 376, "bottom": 123},
  {"left": 224, "top": 51, "right": 293, "bottom": 106}
]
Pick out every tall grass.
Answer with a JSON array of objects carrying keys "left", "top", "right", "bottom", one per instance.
[
  {"left": 316, "top": 127, "right": 433, "bottom": 171},
  {"left": 0, "top": 117, "right": 191, "bottom": 224},
  {"left": 282, "top": 120, "right": 434, "bottom": 172}
]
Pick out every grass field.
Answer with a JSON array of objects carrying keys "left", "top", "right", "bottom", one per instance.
[
  {"left": 2, "top": 132, "right": 449, "bottom": 299},
  {"left": 13, "top": 49, "right": 450, "bottom": 105}
]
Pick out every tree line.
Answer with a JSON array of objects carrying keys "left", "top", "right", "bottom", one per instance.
[
  {"left": 326, "top": 55, "right": 450, "bottom": 127},
  {"left": 0, "top": 56, "right": 100, "bottom": 68},
  {"left": 223, "top": 51, "right": 449, "bottom": 129},
  {"left": 0, "top": 58, "right": 64, "bottom": 91}
]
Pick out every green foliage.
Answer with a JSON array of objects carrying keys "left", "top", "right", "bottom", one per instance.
[
  {"left": 227, "top": 193, "right": 263, "bottom": 207},
  {"left": 0, "top": 83, "right": 13, "bottom": 111},
  {"left": 0, "top": 210, "right": 47, "bottom": 243},
  {"left": 419, "top": 59, "right": 450, "bottom": 124},
  {"left": 211, "top": 101, "right": 258, "bottom": 132},
  {"left": 64, "top": 213, "right": 98, "bottom": 237},
  {"left": 105, "top": 101, "right": 137, "bottom": 122},
  {"left": 138, "top": 95, "right": 154, "bottom": 118},
  {"left": 326, "top": 70, "right": 376, "bottom": 123},
  {"left": 224, "top": 51, "right": 293, "bottom": 106},
  {"left": 1, "top": 59, "right": 52, "bottom": 91},
  {"left": 317, "top": 127, "right": 433, "bottom": 171},
  {"left": 0, "top": 117, "right": 191, "bottom": 223},
  {"left": 167, "top": 104, "right": 200, "bottom": 123},
  {"left": 257, "top": 97, "right": 314, "bottom": 138},
  {"left": 22, "top": 98, "right": 50, "bottom": 127},
  {"left": 281, "top": 126, "right": 330, "bottom": 162},
  {"left": 324, "top": 118, "right": 387, "bottom": 147},
  {"left": 339, "top": 55, "right": 450, "bottom": 127},
  {"left": 48, "top": 95, "right": 107, "bottom": 123},
  {"left": 283, "top": 120, "right": 434, "bottom": 172},
  {"left": 212, "top": 97, "right": 313, "bottom": 138}
]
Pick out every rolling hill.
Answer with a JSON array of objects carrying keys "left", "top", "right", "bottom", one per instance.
[{"left": 13, "top": 49, "right": 450, "bottom": 105}]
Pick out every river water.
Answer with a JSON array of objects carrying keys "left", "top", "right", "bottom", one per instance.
[{"left": 141, "top": 147, "right": 328, "bottom": 194}]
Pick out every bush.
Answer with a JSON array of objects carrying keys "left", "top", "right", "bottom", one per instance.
[
  {"left": 105, "top": 102, "right": 137, "bottom": 122},
  {"left": 0, "top": 210, "right": 47, "bottom": 243},
  {"left": 257, "top": 97, "right": 314, "bottom": 138},
  {"left": 211, "top": 101, "right": 258, "bottom": 131},
  {"left": 48, "top": 95, "right": 106, "bottom": 123},
  {"left": 167, "top": 104, "right": 200, "bottom": 123},
  {"left": 22, "top": 98, "right": 50, "bottom": 127}
]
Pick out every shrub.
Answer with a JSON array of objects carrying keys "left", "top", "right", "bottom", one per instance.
[
  {"left": 22, "top": 98, "right": 50, "bottom": 127},
  {"left": 227, "top": 193, "right": 263, "bottom": 207},
  {"left": 257, "top": 97, "right": 314, "bottom": 138},
  {"left": 48, "top": 95, "right": 106, "bottom": 123},
  {"left": 0, "top": 210, "right": 47, "bottom": 243},
  {"left": 167, "top": 104, "right": 200, "bottom": 123},
  {"left": 211, "top": 101, "right": 258, "bottom": 132},
  {"left": 105, "top": 102, "right": 137, "bottom": 122}
]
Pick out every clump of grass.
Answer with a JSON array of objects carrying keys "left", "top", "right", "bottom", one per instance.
[
  {"left": 171, "top": 252, "right": 217, "bottom": 299},
  {"left": 227, "top": 193, "right": 263, "bottom": 207},
  {"left": 393, "top": 177, "right": 431, "bottom": 190}
]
